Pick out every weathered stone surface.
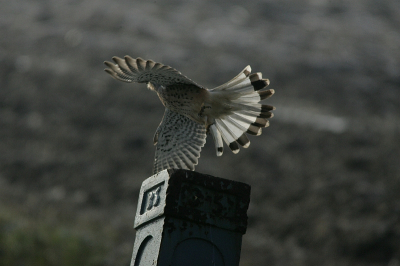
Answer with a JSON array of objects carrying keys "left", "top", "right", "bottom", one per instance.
[{"left": 131, "top": 169, "right": 251, "bottom": 266}]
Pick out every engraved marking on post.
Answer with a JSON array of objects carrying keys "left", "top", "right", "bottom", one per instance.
[
  {"left": 140, "top": 183, "right": 163, "bottom": 215},
  {"left": 147, "top": 186, "right": 161, "bottom": 210}
]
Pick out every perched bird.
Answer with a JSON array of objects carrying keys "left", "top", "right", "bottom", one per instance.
[{"left": 104, "top": 56, "right": 275, "bottom": 174}]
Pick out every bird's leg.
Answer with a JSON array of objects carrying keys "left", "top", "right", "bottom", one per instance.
[
  {"left": 205, "top": 117, "right": 215, "bottom": 134},
  {"left": 206, "top": 123, "right": 212, "bottom": 134}
]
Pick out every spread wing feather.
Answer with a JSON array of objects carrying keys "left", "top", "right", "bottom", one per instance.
[
  {"left": 104, "top": 56, "right": 199, "bottom": 86},
  {"left": 153, "top": 108, "right": 206, "bottom": 174}
]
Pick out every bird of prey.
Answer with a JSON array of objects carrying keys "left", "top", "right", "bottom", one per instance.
[{"left": 104, "top": 56, "right": 275, "bottom": 174}]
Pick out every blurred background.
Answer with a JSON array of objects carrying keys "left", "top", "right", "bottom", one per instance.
[{"left": 1, "top": 0, "right": 400, "bottom": 265}]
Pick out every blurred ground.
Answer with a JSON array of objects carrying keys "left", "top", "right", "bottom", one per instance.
[{"left": 1, "top": 0, "right": 400, "bottom": 265}]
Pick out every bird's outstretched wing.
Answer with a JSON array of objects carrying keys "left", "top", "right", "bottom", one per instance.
[
  {"left": 153, "top": 108, "right": 206, "bottom": 174},
  {"left": 104, "top": 56, "right": 199, "bottom": 86}
]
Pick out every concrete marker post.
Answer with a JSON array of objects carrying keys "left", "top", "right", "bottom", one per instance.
[{"left": 130, "top": 169, "right": 251, "bottom": 266}]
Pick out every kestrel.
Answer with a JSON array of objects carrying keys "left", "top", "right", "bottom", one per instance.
[{"left": 104, "top": 57, "right": 275, "bottom": 174}]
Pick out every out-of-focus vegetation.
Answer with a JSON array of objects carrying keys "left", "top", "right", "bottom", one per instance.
[{"left": 0, "top": 209, "right": 108, "bottom": 266}]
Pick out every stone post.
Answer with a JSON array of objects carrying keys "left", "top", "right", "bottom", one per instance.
[{"left": 130, "top": 169, "right": 251, "bottom": 266}]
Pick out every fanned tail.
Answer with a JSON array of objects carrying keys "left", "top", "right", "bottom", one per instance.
[
  {"left": 209, "top": 124, "right": 224, "bottom": 156},
  {"left": 209, "top": 66, "right": 275, "bottom": 155}
]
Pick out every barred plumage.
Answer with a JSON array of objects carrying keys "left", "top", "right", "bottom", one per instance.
[{"left": 104, "top": 56, "right": 275, "bottom": 174}]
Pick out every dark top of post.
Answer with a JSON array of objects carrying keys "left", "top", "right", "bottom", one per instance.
[{"left": 134, "top": 169, "right": 251, "bottom": 234}]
